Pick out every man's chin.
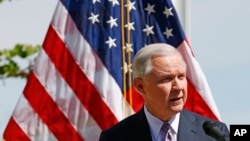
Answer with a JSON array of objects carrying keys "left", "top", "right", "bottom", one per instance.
[{"left": 171, "top": 104, "right": 184, "bottom": 113}]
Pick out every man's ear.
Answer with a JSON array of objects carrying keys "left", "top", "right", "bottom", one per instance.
[{"left": 133, "top": 78, "right": 145, "bottom": 94}]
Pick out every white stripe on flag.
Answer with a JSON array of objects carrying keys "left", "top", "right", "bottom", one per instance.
[
  {"left": 34, "top": 49, "right": 102, "bottom": 140},
  {"left": 12, "top": 95, "right": 57, "bottom": 140},
  {"left": 178, "top": 40, "right": 220, "bottom": 119}
]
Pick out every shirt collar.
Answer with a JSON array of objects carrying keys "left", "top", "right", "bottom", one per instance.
[{"left": 144, "top": 106, "right": 180, "bottom": 140}]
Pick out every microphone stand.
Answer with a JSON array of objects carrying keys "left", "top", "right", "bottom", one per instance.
[{"left": 217, "top": 136, "right": 230, "bottom": 141}]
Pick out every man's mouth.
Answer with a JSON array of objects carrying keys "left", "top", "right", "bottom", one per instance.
[{"left": 170, "top": 97, "right": 182, "bottom": 102}]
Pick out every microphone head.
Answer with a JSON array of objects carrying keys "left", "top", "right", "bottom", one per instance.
[
  {"left": 203, "top": 121, "right": 225, "bottom": 140},
  {"left": 203, "top": 121, "right": 216, "bottom": 134}
]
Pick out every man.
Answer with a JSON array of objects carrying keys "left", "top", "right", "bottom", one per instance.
[{"left": 99, "top": 43, "right": 229, "bottom": 141}]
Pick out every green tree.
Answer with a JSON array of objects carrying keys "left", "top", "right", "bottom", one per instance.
[
  {"left": 0, "top": 44, "right": 41, "bottom": 79},
  {"left": 0, "top": 0, "right": 41, "bottom": 79},
  {"left": 0, "top": 0, "right": 10, "bottom": 4}
]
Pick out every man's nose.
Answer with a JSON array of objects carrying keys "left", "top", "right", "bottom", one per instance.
[{"left": 172, "top": 78, "right": 183, "bottom": 90}]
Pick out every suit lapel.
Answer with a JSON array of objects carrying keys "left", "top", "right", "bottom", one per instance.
[
  {"left": 177, "top": 110, "right": 199, "bottom": 141},
  {"left": 133, "top": 108, "right": 153, "bottom": 141}
]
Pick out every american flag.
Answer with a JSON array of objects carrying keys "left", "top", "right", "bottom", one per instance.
[{"left": 3, "top": 0, "right": 220, "bottom": 140}]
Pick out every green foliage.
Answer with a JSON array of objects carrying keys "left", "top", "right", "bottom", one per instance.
[
  {"left": 0, "top": 2, "right": 41, "bottom": 79},
  {"left": 0, "top": 44, "right": 41, "bottom": 78},
  {"left": 0, "top": 0, "right": 11, "bottom": 4},
  {"left": 0, "top": 0, "right": 13, "bottom": 3}
]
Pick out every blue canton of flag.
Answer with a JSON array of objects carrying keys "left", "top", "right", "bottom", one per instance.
[{"left": 61, "top": 0, "right": 185, "bottom": 90}]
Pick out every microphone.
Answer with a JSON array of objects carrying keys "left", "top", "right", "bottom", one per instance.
[{"left": 202, "top": 121, "right": 229, "bottom": 141}]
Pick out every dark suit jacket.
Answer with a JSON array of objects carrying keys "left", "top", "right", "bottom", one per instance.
[{"left": 99, "top": 108, "right": 229, "bottom": 141}]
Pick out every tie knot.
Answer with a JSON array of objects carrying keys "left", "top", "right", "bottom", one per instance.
[{"left": 161, "top": 122, "right": 171, "bottom": 133}]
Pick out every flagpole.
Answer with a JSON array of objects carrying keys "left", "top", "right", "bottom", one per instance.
[
  {"left": 125, "top": 0, "right": 133, "bottom": 114},
  {"left": 120, "top": 0, "right": 127, "bottom": 118}
]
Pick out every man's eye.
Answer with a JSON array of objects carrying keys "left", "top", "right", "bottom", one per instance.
[
  {"left": 178, "top": 74, "right": 186, "bottom": 80},
  {"left": 161, "top": 77, "right": 172, "bottom": 82}
]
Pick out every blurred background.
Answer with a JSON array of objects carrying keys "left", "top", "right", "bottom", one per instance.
[{"left": 1, "top": 0, "right": 250, "bottom": 136}]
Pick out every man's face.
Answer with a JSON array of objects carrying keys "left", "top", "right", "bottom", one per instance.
[{"left": 134, "top": 54, "right": 187, "bottom": 121}]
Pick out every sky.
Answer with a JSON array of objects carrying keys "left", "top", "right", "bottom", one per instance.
[{"left": 1, "top": 0, "right": 250, "bottom": 136}]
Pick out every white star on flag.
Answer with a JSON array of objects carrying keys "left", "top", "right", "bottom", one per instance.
[
  {"left": 125, "top": 1, "right": 136, "bottom": 11},
  {"left": 109, "top": 0, "right": 119, "bottom": 6},
  {"left": 121, "top": 62, "right": 132, "bottom": 74},
  {"left": 92, "top": 0, "right": 100, "bottom": 4},
  {"left": 143, "top": 24, "right": 154, "bottom": 36},
  {"left": 123, "top": 43, "right": 134, "bottom": 53},
  {"left": 145, "top": 3, "right": 155, "bottom": 14},
  {"left": 163, "top": 6, "right": 174, "bottom": 18},
  {"left": 107, "top": 16, "right": 118, "bottom": 28},
  {"left": 163, "top": 27, "right": 174, "bottom": 38},
  {"left": 88, "top": 12, "right": 100, "bottom": 24},
  {"left": 125, "top": 22, "right": 135, "bottom": 31},
  {"left": 105, "top": 36, "right": 117, "bottom": 48}
]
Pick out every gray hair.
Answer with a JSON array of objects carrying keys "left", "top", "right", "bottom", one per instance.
[{"left": 132, "top": 43, "right": 185, "bottom": 79}]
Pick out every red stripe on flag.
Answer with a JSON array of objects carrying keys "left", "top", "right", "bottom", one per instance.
[
  {"left": 3, "top": 117, "right": 30, "bottom": 141},
  {"left": 42, "top": 25, "right": 118, "bottom": 130},
  {"left": 185, "top": 79, "right": 218, "bottom": 120},
  {"left": 23, "top": 72, "right": 84, "bottom": 141},
  {"left": 126, "top": 87, "right": 144, "bottom": 112}
]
